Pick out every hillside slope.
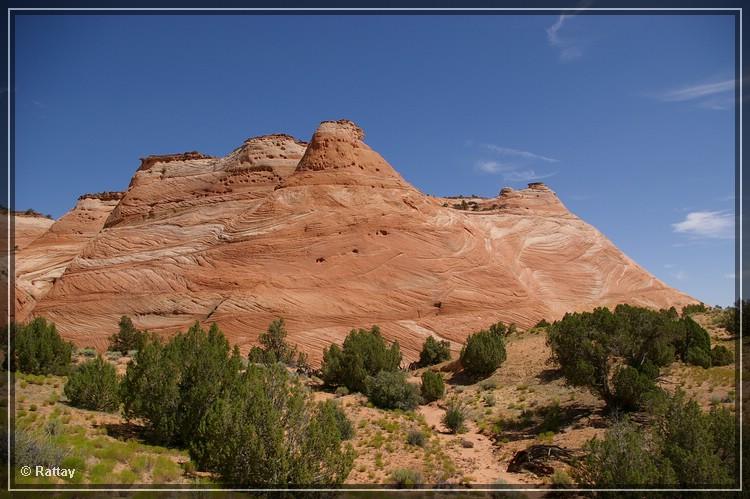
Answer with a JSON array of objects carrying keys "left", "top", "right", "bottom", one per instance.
[{"left": 28, "top": 120, "right": 695, "bottom": 362}]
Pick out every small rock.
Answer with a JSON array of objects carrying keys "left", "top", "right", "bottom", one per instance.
[{"left": 461, "top": 438, "right": 474, "bottom": 448}]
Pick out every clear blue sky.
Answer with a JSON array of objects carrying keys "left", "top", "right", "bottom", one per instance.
[{"left": 13, "top": 13, "right": 736, "bottom": 306}]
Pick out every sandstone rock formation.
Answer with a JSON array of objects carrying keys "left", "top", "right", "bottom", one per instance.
[
  {"left": 13, "top": 212, "right": 55, "bottom": 250},
  {"left": 24, "top": 120, "right": 695, "bottom": 364},
  {"left": 14, "top": 193, "right": 123, "bottom": 322}
]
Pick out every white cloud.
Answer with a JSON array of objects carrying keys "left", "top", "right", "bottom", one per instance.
[
  {"left": 484, "top": 144, "right": 558, "bottom": 163},
  {"left": 476, "top": 161, "right": 514, "bottom": 174},
  {"left": 503, "top": 170, "right": 557, "bottom": 183},
  {"left": 672, "top": 210, "right": 734, "bottom": 239},
  {"left": 664, "top": 264, "right": 676, "bottom": 269},
  {"left": 546, "top": 14, "right": 582, "bottom": 62},
  {"left": 725, "top": 273, "right": 736, "bottom": 279},
  {"left": 671, "top": 270, "right": 688, "bottom": 281},
  {"left": 659, "top": 79, "right": 734, "bottom": 102},
  {"left": 475, "top": 161, "right": 556, "bottom": 183}
]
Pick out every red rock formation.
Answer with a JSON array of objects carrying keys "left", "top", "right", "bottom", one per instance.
[
  {"left": 26, "top": 120, "right": 695, "bottom": 364},
  {"left": 14, "top": 193, "right": 123, "bottom": 322}
]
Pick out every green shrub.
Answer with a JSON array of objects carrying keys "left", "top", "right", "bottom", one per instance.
[
  {"left": 547, "top": 306, "right": 719, "bottom": 406},
  {"left": 108, "top": 316, "right": 148, "bottom": 355},
  {"left": 417, "top": 336, "right": 451, "bottom": 367},
  {"left": 189, "top": 363, "right": 354, "bottom": 485},
  {"left": 121, "top": 322, "right": 243, "bottom": 446},
  {"left": 248, "top": 318, "right": 298, "bottom": 366},
  {"left": 8, "top": 318, "right": 73, "bottom": 375},
  {"left": 366, "top": 371, "right": 420, "bottom": 411},
  {"left": 321, "top": 326, "right": 401, "bottom": 393},
  {"left": 682, "top": 303, "right": 707, "bottom": 316},
  {"left": 575, "top": 419, "right": 676, "bottom": 487},
  {"left": 686, "top": 346, "right": 712, "bottom": 369},
  {"left": 442, "top": 399, "right": 466, "bottom": 434},
  {"left": 675, "top": 317, "right": 712, "bottom": 367},
  {"left": 576, "top": 391, "right": 735, "bottom": 487},
  {"left": 14, "top": 428, "right": 67, "bottom": 468},
  {"left": 64, "top": 356, "right": 120, "bottom": 412},
  {"left": 420, "top": 370, "right": 445, "bottom": 402},
  {"left": 320, "top": 400, "right": 354, "bottom": 440},
  {"left": 710, "top": 345, "right": 733, "bottom": 366},
  {"left": 335, "top": 386, "right": 350, "bottom": 397},
  {"left": 79, "top": 347, "right": 97, "bottom": 358},
  {"left": 611, "top": 365, "right": 659, "bottom": 411},
  {"left": 538, "top": 402, "right": 563, "bottom": 433},
  {"left": 479, "top": 379, "right": 498, "bottom": 391},
  {"left": 406, "top": 429, "right": 426, "bottom": 447},
  {"left": 483, "top": 393, "right": 496, "bottom": 407},
  {"left": 534, "top": 319, "right": 550, "bottom": 328},
  {"left": 551, "top": 469, "right": 573, "bottom": 487},
  {"left": 390, "top": 468, "right": 422, "bottom": 488},
  {"left": 460, "top": 327, "right": 507, "bottom": 378}
]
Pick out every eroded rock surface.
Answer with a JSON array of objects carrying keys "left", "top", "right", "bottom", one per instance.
[{"left": 25, "top": 120, "right": 695, "bottom": 363}]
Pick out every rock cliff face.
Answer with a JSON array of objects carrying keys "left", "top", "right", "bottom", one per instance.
[
  {"left": 25, "top": 120, "right": 695, "bottom": 363},
  {"left": 14, "top": 193, "right": 123, "bottom": 322},
  {"left": 13, "top": 213, "right": 55, "bottom": 250}
]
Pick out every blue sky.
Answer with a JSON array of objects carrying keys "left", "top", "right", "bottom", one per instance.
[{"left": 13, "top": 13, "right": 736, "bottom": 306}]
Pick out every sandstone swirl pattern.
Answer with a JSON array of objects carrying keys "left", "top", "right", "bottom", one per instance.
[{"left": 23, "top": 120, "right": 695, "bottom": 364}]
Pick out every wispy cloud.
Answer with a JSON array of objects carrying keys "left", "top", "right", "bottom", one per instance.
[
  {"left": 671, "top": 270, "right": 688, "bottom": 281},
  {"left": 659, "top": 80, "right": 734, "bottom": 102},
  {"left": 654, "top": 79, "right": 736, "bottom": 110},
  {"left": 484, "top": 144, "right": 558, "bottom": 163},
  {"left": 477, "top": 161, "right": 514, "bottom": 174},
  {"left": 504, "top": 170, "right": 557, "bottom": 182},
  {"left": 546, "top": 14, "right": 582, "bottom": 62},
  {"left": 475, "top": 161, "right": 557, "bottom": 183},
  {"left": 725, "top": 273, "right": 736, "bottom": 279},
  {"left": 672, "top": 210, "right": 734, "bottom": 239}
]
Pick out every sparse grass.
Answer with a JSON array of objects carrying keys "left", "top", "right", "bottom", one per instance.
[
  {"left": 537, "top": 431, "right": 555, "bottom": 443},
  {"left": 151, "top": 456, "right": 182, "bottom": 483},
  {"left": 406, "top": 429, "right": 426, "bottom": 447},
  {"left": 88, "top": 459, "right": 117, "bottom": 484},
  {"left": 483, "top": 393, "right": 496, "bottom": 407},
  {"left": 118, "top": 469, "right": 138, "bottom": 484},
  {"left": 551, "top": 469, "right": 573, "bottom": 487},
  {"left": 479, "top": 379, "right": 497, "bottom": 391},
  {"left": 390, "top": 467, "right": 422, "bottom": 488}
]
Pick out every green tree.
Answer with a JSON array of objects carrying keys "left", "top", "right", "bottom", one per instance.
[
  {"left": 64, "top": 356, "right": 120, "bottom": 412},
  {"left": 108, "top": 316, "right": 148, "bottom": 355},
  {"left": 611, "top": 365, "right": 659, "bottom": 411},
  {"left": 574, "top": 419, "right": 676, "bottom": 487},
  {"left": 548, "top": 306, "right": 695, "bottom": 406},
  {"left": 577, "top": 390, "right": 737, "bottom": 488},
  {"left": 674, "top": 317, "right": 712, "bottom": 367},
  {"left": 710, "top": 345, "right": 733, "bottom": 366},
  {"left": 120, "top": 322, "right": 243, "bottom": 445},
  {"left": 319, "top": 399, "right": 354, "bottom": 440},
  {"left": 190, "top": 363, "right": 354, "bottom": 485},
  {"left": 10, "top": 318, "right": 73, "bottom": 375},
  {"left": 366, "top": 370, "right": 420, "bottom": 411},
  {"left": 251, "top": 318, "right": 298, "bottom": 365},
  {"left": 417, "top": 336, "right": 450, "bottom": 367},
  {"left": 420, "top": 370, "right": 445, "bottom": 402},
  {"left": 459, "top": 327, "right": 507, "bottom": 378},
  {"left": 657, "top": 391, "right": 734, "bottom": 487},
  {"left": 321, "top": 326, "right": 401, "bottom": 393}
]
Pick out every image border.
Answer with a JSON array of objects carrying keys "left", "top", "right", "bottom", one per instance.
[{"left": 4, "top": 4, "right": 744, "bottom": 493}]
